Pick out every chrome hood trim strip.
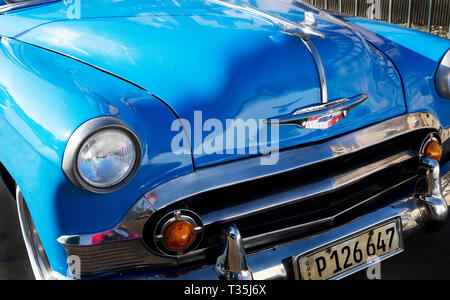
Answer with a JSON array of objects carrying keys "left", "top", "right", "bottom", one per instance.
[{"left": 208, "top": 0, "right": 328, "bottom": 103}]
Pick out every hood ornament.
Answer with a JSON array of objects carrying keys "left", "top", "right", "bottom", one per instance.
[
  {"left": 303, "top": 12, "right": 318, "bottom": 28},
  {"left": 283, "top": 11, "right": 320, "bottom": 38},
  {"left": 209, "top": 0, "right": 325, "bottom": 39},
  {"left": 266, "top": 95, "right": 368, "bottom": 130}
]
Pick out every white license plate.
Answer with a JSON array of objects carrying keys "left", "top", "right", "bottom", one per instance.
[{"left": 298, "top": 220, "right": 402, "bottom": 280}]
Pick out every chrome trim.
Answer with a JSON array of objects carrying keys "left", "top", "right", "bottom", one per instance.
[
  {"left": 417, "top": 158, "right": 448, "bottom": 230},
  {"left": 202, "top": 149, "right": 416, "bottom": 226},
  {"left": 266, "top": 94, "right": 367, "bottom": 127},
  {"left": 209, "top": 0, "right": 325, "bottom": 39},
  {"left": 242, "top": 176, "right": 416, "bottom": 249},
  {"left": 155, "top": 212, "right": 198, "bottom": 241},
  {"left": 443, "top": 126, "right": 450, "bottom": 144},
  {"left": 16, "top": 186, "right": 54, "bottom": 280},
  {"left": 419, "top": 133, "right": 440, "bottom": 158},
  {"left": 153, "top": 209, "right": 204, "bottom": 256},
  {"left": 215, "top": 225, "right": 253, "bottom": 280},
  {"left": 435, "top": 49, "right": 450, "bottom": 100},
  {"left": 209, "top": 0, "right": 328, "bottom": 104},
  {"left": 288, "top": 31, "right": 328, "bottom": 104},
  {"left": 59, "top": 112, "right": 444, "bottom": 248},
  {"left": 147, "top": 112, "right": 442, "bottom": 212},
  {"left": 442, "top": 171, "right": 450, "bottom": 205},
  {"left": 57, "top": 113, "right": 449, "bottom": 278},
  {"left": 302, "top": 12, "right": 318, "bottom": 28},
  {"left": 62, "top": 117, "right": 142, "bottom": 194},
  {"left": 137, "top": 194, "right": 426, "bottom": 280},
  {"left": 0, "top": 0, "right": 60, "bottom": 13},
  {"left": 58, "top": 195, "right": 154, "bottom": 246}
]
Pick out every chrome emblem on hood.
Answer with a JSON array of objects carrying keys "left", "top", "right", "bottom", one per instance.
[{"left": 266, "top": 95, "right": 368, "bottom": 130}]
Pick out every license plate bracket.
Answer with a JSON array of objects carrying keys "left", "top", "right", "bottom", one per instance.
[{"left": 295, "top": 219, "right": 404, "bottom": 280}]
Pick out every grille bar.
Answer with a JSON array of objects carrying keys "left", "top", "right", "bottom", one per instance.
[
  {"left": 242, "top": 176, "right": 417, "bottom": 250},
  {"left": 442, "top": 171, "right": 450, "bottom": 204},
  {"left": 201, "top": 149, "right": 416, "bottom": 226}
]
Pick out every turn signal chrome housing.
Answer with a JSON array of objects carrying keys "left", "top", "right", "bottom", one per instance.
[
  {"left": 153, "top": 210, "right": 203, "bottom": 256},
  {"left": 421, "top": 135, "right": 443, "bottom": 162}
]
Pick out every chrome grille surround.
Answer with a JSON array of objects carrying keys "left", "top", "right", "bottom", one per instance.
[
  {"left": 442, "top": 171, "right": 450, "bottom": 204},
  {"left": 57, "top": 112, "right": 450, "bottom": 278}
]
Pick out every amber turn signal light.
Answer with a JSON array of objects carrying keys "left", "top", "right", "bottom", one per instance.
[
  {"left": 163, "top": 220, "right": 196, "bottom": 251},
  {"left": 424, "top": 140, "right": 442, "bottom": 162}
]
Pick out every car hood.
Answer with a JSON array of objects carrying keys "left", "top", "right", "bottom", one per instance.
[{"left": 1, "top": 0, "right": 406, "bottom": 167}]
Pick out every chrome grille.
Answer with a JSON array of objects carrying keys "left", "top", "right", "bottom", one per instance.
[
  {"left": 178, "top": 136, "right": 421, "bottom": 254},
  {"left": 64, "top": 240, "right": 148, "bottom": 275},
  {"left": 63, "top": 239, "right": 180, "bottom": 277},
  {"left": 58, "top": 113, "right": 448, "bottom": 278},
  {"left": 442, "top": 171, "right": 450, "bottom": 204}
]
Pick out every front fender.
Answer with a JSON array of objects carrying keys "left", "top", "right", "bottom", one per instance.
[{"left": 0, "top": 37, "right": 193, "bottom": 274}]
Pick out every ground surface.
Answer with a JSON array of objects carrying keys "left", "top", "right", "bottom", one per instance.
[
  {"left": 347, "top": 220, "right": 450, "bottom": 280},
  {"left": 1, "top": 179, "right": 450, "bottom": 280},
  {"left": 0, "top": 180, "right": 33, "bottom": 279}
]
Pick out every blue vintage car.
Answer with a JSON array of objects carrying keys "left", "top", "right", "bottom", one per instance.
[{"left": 0, "top": 0, "right": 449, "bottom": 280}]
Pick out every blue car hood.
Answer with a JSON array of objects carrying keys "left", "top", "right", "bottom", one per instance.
[{"left": 0, "top": 0, "right": 406, "bottom": 167}]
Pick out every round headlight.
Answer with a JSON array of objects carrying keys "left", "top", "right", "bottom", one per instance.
[
  {"left": 77, "top": 129, "right": 137, "bottom": 188},
  {"left": 62, "top": 117, "right": 142, "bottom": 193}
]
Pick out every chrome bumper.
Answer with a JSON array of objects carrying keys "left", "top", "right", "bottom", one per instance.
[
  {"left": 56, "top": 162, "right": 450, "bottom": 281},
  {"left": 159, "top": 160, "right": 450, "bottom": 280}
]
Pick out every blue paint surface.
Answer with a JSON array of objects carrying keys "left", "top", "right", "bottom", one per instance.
[
  {"left": 0, "top": 0, "right": 447, "bottom": 275},
  {"left": 347, "top": 17, "right": 450, "bottom": 130}
]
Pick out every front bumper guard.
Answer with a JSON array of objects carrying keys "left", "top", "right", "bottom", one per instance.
[
  {"left": 215, "top": 225, "right": 253, "bottom": 280},
  {"left": 418, "top": 158, "right": 448, "bottom": 230}
]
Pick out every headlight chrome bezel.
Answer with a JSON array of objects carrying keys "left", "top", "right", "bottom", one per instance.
[
  {"left": 62, "top": 117, "right": 142, "bottom": 194},
  {"left": 436, "top": 49, "right": 450, "bottom": 100}
]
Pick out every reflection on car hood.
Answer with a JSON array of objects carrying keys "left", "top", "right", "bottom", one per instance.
[{"left": 0, "top": 0, "right": 406, "bottom": 167}]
